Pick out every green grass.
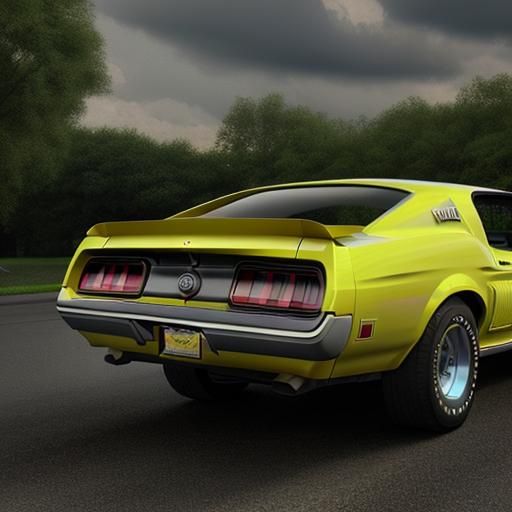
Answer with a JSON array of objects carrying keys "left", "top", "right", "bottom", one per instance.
[{"left": 0, "top": 257, "right": 70, "bottom": 296}]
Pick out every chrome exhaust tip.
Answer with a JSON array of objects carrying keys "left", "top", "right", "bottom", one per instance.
[
  {"left": 104, "top": 348, "right": 131, "bottom": 366},
  {"left": 272, "top": 373, "right": 306, "bottom": 396}
]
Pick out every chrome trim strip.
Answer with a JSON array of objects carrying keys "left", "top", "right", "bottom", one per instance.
[
  {"left": 480, "top": 340, "right": 512, "bottom": 357},
  {"left": 56, "top": 305, "right": 339, "bottom": 339}
]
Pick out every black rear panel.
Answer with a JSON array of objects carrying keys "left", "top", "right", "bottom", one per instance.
[
  {"left": 144, "top": 253, "right": 238, "bottom": 301},
  {"left": 80, "top": 251, "right": 324, "bottom": 310}
]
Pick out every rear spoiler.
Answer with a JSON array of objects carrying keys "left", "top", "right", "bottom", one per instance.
[{"left": 87, "top": 218, "right": 362, "bottom": 240}]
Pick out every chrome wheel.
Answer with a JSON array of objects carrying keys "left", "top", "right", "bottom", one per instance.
[{"left": 437, "top": 324, "right": 471, "bottom": 401}]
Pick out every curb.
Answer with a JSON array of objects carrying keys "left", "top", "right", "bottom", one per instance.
[{"left": 0, "top": 292, "right": 58, "bottom": 306}]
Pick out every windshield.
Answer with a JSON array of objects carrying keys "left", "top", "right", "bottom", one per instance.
[{"left": 202, "top": 186, "right": 409, "bottom": 226}]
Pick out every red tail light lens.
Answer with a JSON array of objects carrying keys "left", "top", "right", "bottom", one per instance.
[
  {"left": 230, "top": 266, "right": 324, "bottom": 312},
  {"left": 78, "top": 260, "right": 146, "bottom": 296}
]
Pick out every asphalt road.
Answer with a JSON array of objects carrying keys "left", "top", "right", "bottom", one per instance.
[{"left": 2, "top": 300, "right": 512, "bottom": 512}]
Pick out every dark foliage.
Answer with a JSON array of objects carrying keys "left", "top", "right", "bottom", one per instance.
[
  {"left": 4, "top": 74, "right": 512, "bottom": 256},
  {"left": 0, "top": 0, "right": 109, "bottom": 225}
]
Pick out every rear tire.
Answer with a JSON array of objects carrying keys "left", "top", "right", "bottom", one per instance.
[
  {"left": 382, "top": 298, "right": 479, "bottom": 431},
  {"left": 163, "top": 363, "right": 248, "bottom": 401}
]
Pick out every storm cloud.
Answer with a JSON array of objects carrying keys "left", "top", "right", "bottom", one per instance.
[
  {"left": 380, "top": 0, "right": 512, "bottom": 39},
  {"left": 94, "top": 0, "right": 459, "bottom": 79},
  {"left": 85, "top": 1, "right": 512, "bottom": 146}
]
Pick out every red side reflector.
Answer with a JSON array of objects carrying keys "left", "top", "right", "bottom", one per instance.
[
  {"left": 358, "top": 321, "right": 375, "bottom": 339},
  {"left": 230, "top": 265, "right": 324, "bottom": 312},
  {"left": 78, "top": 260, "right": 146, "bottom": 296}
]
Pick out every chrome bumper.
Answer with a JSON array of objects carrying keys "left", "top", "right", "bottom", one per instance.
[{"left": 57, "top": 297, "right": 352, "bottom": 361}]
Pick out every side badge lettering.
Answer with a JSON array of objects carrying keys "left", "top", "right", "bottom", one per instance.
[{"left": 432, "top": 206, "right": 461, "bottom": 223}]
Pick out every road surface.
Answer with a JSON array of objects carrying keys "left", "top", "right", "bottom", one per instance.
[{"left": 1, "top": 299, "right": 512, "bottom": 511}]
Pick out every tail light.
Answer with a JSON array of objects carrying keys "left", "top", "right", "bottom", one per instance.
[
  {"left": 230, "top": 265, "right": 324, "bottom": 312},
  {"left": 78, "top": 259, "right": 146, "bottom": 296}
]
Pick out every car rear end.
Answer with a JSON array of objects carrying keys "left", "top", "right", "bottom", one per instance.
[
  {"left": 57, "top": 219, "right": 355, "bottom": 388},
  {"left": 57, "top": 183, "right": 408, "bottom": 392}
]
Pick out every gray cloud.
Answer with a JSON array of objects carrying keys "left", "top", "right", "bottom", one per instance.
[
  {"left": 83, "top": 95, "right": 218, "bottom": 148},
  {"left": 94, "top": 0, "right": 459, "bottom": 79},
  {"left": 380, "top": 0, "right": 512, "bottom": 39}
]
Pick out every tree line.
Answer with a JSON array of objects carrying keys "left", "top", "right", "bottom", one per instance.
[{"left": 4, "top": 74, "right": 512, "bottom": 256}]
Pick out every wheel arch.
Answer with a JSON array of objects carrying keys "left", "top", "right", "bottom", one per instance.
[
  {"left": 394, "top": 274, "right": 488, "bottom": 368},
  {"left": 453, "top": 290, "right": 486, "bottom": 328}
]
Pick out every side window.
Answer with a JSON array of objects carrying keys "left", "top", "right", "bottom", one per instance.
[{"left": 473, "top": 193, "right": 512, "bottom": 250}]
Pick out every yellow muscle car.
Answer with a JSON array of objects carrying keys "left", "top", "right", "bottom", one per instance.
[{"left": 57, "top": 178, "right": 512, "bottom": 431}]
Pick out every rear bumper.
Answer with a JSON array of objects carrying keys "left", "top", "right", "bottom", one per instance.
[{"left": 57, "top": 297, "right": 352, "bottom": 361}]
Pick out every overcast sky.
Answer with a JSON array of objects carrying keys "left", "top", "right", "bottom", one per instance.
[{"left": 83, "top": 0, "right": 512, "bottom": 148}]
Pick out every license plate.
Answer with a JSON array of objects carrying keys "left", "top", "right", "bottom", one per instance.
[{"left": 162, "top": 327, "right": 202, "bottom": 359}]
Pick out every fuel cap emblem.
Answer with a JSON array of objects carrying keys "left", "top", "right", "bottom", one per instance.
[{"left": 177, "top": 272, "right": 201, "bottom": 297}]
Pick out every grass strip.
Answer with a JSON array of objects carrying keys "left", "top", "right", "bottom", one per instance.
[
  {"left": 0, "top": 257, "right": 70, "bottom": 295},
  {"left": 0, "top": 284, "right": 61, "bottom": 296}
]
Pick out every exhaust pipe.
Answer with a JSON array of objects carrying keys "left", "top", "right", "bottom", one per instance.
[
  {"left": 272, "top": 374, "right": 306, "bottom": 396},
  {"left": 104, "top": 348, "right": 131, "bottom": 366}
]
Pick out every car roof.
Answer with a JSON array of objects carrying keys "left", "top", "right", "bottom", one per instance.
[
  {"left": 173, "top": 178, "right": 508, "bottom": 219},
  {"left": 268, "top": 178, "right": 506, "bottom": 194}
]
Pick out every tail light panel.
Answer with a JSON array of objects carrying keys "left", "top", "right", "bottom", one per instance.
[
  {"left": 78, "top": 259, "right": 147, "bottom": 296},
  {"left": 230, "top": 264, "right": 325, "bottom": 313}
]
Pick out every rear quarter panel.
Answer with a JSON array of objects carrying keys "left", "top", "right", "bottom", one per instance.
[{"left": 331, "top": 189, "right": 495, "bottom": 378}]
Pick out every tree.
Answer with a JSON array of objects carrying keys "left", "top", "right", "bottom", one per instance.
[
  {"left": 0, "top": 0, "right": 109, "bottom": 224},
  {"left": 456, "top": 73, "right": 512, "bottom": 107},
  {"left": 216, "top": 93, "right": 351, "bottom": 186}
]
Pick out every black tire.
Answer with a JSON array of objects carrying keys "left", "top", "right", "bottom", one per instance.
[
  {"left": 163, "top": 363, "right": 248, "bottom": 401},
  {"left": 382, "top": 298, "right": 479, "bottom": 431}
]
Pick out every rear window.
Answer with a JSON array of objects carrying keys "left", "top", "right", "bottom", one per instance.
[{"left": 203, "top": 186, "right": 409, "bottom": 226}]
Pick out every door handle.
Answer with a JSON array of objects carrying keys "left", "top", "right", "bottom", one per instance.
[{"left": 499, "top": 260, "right": 511, "bottom": 266}]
